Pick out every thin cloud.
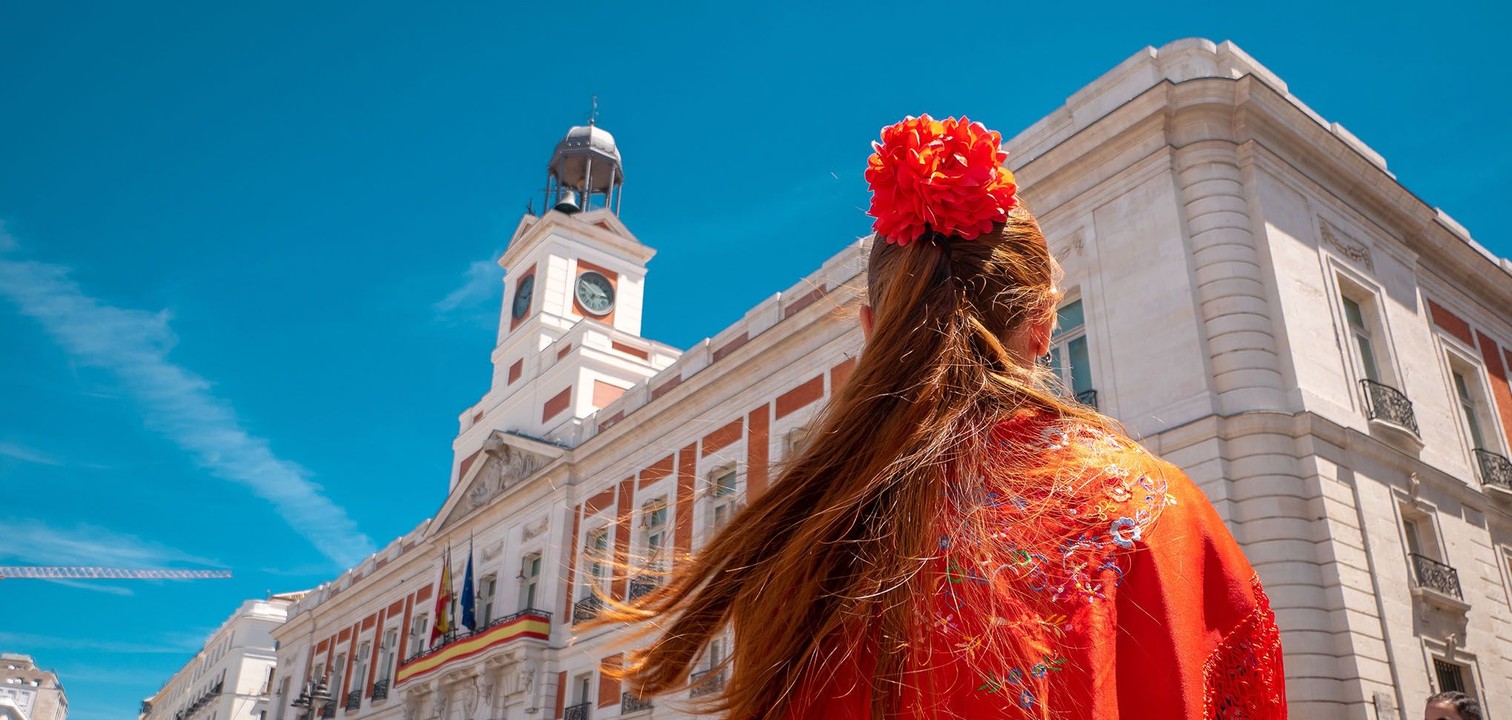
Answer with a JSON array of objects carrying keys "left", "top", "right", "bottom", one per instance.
[
  {"left": 433, "top": 255, "right": 502, "bottom": 315},
  {"left": 42, "top": 579, "right": 135, "bottom": 597},
  {"left": 0, "top": 519, "right": 217, "bottom": 568},
  {"left": 0, "top": 440, "right": 62, "bottom": 466},
  {"left": 0, "top": 232, "right": 375, "bottom": 567},
  {"left": 0, "top": 630, "right": 208, "bottom": 655}
]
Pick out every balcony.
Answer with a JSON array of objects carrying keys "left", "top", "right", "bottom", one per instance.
[
  {"left": 1409, "top": 553, "right": 1468, "bottom": 611},
  {"left": 689, "top": 668, "right": 725, "bottom": 699},
  {"left": 627, "top": 575, "right": 658, "bottom": 602},
  {"left": 1074, "top": 389, "right": 1098, "bottom": 411},
  {"left": 344, "top": 690, "right": 360, "bottom": 712},
  {"left": 370, "top": 679, "right": 388, "bottom": 702},
  {"left": 1361, "top": 379, "right": 1420, "bottom": 436},
  {"left": 321, "top": 701, "right": 337, "bottom": 719},
  {"left": 621, "top": 691, "right": 654, "bottom": 714},
  {"left": 573, "top": 594, "right": 604, "bottom": 624},
  {"left": 394, "top": 608, "right": 552, "bottom": 686},
  {"left": 1474, "top": 449, "right": 1512, "bottom": 496},
  {"left": 564, "top": 701, "right": 592, "bottom": 720}
]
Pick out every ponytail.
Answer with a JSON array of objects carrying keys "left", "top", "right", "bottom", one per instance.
[{"left": 603, "top": 210, "right": 1111, "bottom": 720}]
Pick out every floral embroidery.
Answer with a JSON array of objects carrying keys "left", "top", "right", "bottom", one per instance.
[
  {"left": 1109, "top": 516, "right": 1141, "bottom": 549},
  {"left": 935, "top": 417, "right": 1174, "bottom": 715}
]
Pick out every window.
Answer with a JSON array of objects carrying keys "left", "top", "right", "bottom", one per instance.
[
  {"left": 480, "top": 575, "right": 498, "bottom": 627},
  {"left": 583, "top": 528, "right": 610, "bottom": 598},
  {"left": 1447, "top": 363, "right": 1500, "bottom": 458},
  {"left": 1046, "top": 299, "right": 1094, "bottom": 403},
  {"left": 274, "top": 677, "right": 290, "bottom": 720},
  {"left": 1401, "top": 508, "right": 1463, "bottom": 599},
  {"left": 409, "top": 614, "right": 429, "bottom": 654},
  {"left": 707, "top": 637, "right": 725, "bottom": 670},
  {"left": 1434, "top": 658, "right": 1471, "bottom": 695},
  {"left": 519, "top": 553, "right": 542, "bottom": 611},
  {"left": 642, "top": 498, "right": 668, "bottom": 566},
  {"left": 711, "top": 469, "right": 739, "bottom": 532},
  {"left": 783, "top": 427, "right": 811, "bottom": 460},
  {"left": 1403, "top": 516, "right": 1429, "bottom": 559},
  {"left": 1453, "top": 370, "right": 1488, "bottom": 450},
  {"left": 352, "top": 643, "right": 369, "bottom": 699},
  {"left": 333, "top": 654, "right": 347, "bottom": 696},
  {"left": 378, "top": 629, "right": 398, "bottom": 685},
  {"left": 574, "top": 673, "right": 593, "bottom": 706},
  {"left": 1343, "top": 296, "right": 1381, "bottom": 383},
  {"left": 311, "top": 663, "right": 325, "bottom": 685}
]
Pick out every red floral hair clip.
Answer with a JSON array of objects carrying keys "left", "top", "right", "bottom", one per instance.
[{"left": 865, "top": 115, "right": 1019, "bottom": 246}]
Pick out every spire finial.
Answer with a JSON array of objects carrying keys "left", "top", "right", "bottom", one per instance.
[{"left": 588, "top": 95, "right": 598, "bottom": 126}]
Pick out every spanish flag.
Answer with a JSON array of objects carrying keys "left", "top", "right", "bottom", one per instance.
[{"left": 430, "top": 544, "right": 453, "bottom": 646}]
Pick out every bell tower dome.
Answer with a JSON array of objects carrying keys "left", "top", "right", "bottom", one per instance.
[
  {"left": 449, "top": 119, "right": 678, "bottom": 482},
  {"left": 543, "top": 122, "right": 624, "bottom": 215}
]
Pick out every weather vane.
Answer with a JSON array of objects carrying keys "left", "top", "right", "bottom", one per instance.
[{"left": 589, "top": 95, "right": 599, "bottom": 126}]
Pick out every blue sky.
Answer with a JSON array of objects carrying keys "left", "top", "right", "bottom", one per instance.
[{"left": 0, "top": 2, "right": 1506, "bottom": 718}]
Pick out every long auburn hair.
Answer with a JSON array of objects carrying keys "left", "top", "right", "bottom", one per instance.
[{"left": 602, "top": 206, "right": 1116, "bottom": 719}]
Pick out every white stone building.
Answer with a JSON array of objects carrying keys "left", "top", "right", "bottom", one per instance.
[
  {"left": 263, "top": 39, "right": 1512, "bottom": 720},
  {"left": 0, "top": 654, "right": 66, "bottom": 720},
  {"left": 141, "top": 596, "right": 298, "bottom": 720}
]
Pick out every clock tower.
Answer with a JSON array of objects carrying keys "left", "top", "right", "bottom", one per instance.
[{"left": 450, "top": 122, "right": 678, "bottom": 487}]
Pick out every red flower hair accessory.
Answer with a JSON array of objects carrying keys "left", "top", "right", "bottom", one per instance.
[{"left": 865, "top": 115, "right": 1019, "bottom": 246}]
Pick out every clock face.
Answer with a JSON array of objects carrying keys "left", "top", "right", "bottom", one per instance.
[
  {"left": 575, "top": 271, "right": 615, "bottom": 316},
  {"left": 511, "top": 275, "right": 534, "bottom": 319}
]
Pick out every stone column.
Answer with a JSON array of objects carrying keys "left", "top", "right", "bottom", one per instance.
[{"left": 1169, "top": 98, "right": 1287, "bottom": 416}]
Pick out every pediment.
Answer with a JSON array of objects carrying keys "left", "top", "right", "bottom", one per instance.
[
  {"left": 431, "top": 432, "right": 562, "bottom": 534},
  {"left": 501, "top": 208, "right": 654, "bottom": 270}
]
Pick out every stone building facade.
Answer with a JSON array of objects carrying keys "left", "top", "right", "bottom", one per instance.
[
  {"left": 263, "top": 39, "right": 1512, "bottom": 720},
  {"left": 0, "top": 654, "right": 66, "bottom": 720},
  {"left": 141, "top": 597, "right": 297, "bottom": 720}
]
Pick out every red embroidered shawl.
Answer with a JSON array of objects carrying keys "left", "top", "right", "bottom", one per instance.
[{"left": 785, "top": 417, "right": 1287, "bottom": 719}]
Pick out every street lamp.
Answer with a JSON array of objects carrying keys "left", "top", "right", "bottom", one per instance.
[{"left": 289, "top": 677, "right": 333, "bottom": 720}]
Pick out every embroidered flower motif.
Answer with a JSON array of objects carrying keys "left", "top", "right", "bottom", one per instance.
[
  {"left": 1109, "top": 517, "right": 1141, "bottom": 549},
  {"left": 1017, "top": 689, "right": 1036, "bottom": 709},
  {"left": 865, "top": 115, "right": 1019, "bottom": 246}
]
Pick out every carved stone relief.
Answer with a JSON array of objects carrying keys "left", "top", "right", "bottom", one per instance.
[
  {"left": 1320, "top": 221, "right": 1374, "bottom": 271},
  {"left": 459, "top": 679, "right": 480, "bottom": 718},
  {"left": 465, "top": 437, "right": 545, "bottom": 512},
  {"left": 401, "top": 692, "right": 424, "bottom": 720},
  {"left": 521, "top": 517, "right": 549, "bottom": 542}
]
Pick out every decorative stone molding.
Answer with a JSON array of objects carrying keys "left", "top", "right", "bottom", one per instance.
[
  {"left": 521, "top": 517, "right": 549, "bottom": 542},
  {"left": 1320, "top": 221, "right": 1374, "bottom": 271}
]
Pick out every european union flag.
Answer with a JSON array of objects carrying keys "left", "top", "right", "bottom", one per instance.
[{"left": 460, "top": 538, "right": 476, "bottom": 632}]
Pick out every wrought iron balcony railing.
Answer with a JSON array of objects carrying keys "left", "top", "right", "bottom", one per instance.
[
  {"left": 573, "top": 594, "right": 604, "bottom": 624},
  {"left": 485, "top": 607, "right": 554, "bottom": 630},
  {"left": 621, "top": 691, "right": 654, "bottom": 714},
  {"left": 321, "top": 701, "right": 337, "bottom": 719},
  {"left": 563, "top": 701, "right": 592, "bottom": 720},
  {"left": 400, "top": 607, "right": 554, "bottom": 666},
  {"left": 370, "top": 679, "right": 388, "bottom": 702},
  {"left": 628, "top": 575, "right": 658, "bottom": 602},
  {"left": 345, "top": 690, "right": 361, "bottom": 712},
  {"left": 1361, "top": 379, "right": 1419, "bottom": 436},
  {"left": 1409, "top": 553, "right": 1462, "bottom": 600},
  {"left": 1474, "top": 449, "right": 1512, "bottom": 493},
  {"left": 689, "top": 668, "right": 726, "bottom": 698},
  {"left": 1074, "top": 389, "right": 1098, "bottom": 410}
]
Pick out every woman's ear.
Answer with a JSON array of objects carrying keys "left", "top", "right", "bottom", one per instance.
[
  {"left": 1029, "top": 314, "right": 1053, "bottom": 358},
  {"left": 859, "top": 305, "right": 874, "bottom": 341}
]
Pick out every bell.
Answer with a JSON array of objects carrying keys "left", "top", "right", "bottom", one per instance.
[{"left": 553, "top": 189, "right": 581, "bottom": 215}]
